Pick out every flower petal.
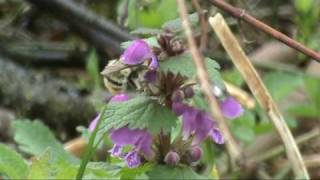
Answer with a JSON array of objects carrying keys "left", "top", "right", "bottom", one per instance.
[
  {"left": 220, "top": 97, "right": 244, "bottom": 119},
  {"left": 108, "top": 145, "right": 123, "bottom": 157},
  {"left": 124, "top": 151, "right": 141, "bottom": 168},
  {"left": 121, "top": 40, "right": 152, "bottom": 65},
  {"left": 109, "top": 126, "right": 153, "bottom": 157},
  {"left": 209, "top": 128, "right": 224, "bottom": 144},
  {"left": 110, "top": 93, "right": 130, "bottom": 102}
]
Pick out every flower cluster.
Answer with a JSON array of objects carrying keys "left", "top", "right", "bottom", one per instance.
[
  {"left": 89, "top": 93, "right": 153, "bottom": 168},
  {"left": 89, "top": 39, "right": 244, "bottom": 169},
  {"left": 171, "top": 89, "right": 243, "bottom": 146}
]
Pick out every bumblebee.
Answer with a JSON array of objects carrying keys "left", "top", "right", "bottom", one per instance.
[{"left": 101, "top": 59, "right": 148, "bottom": 94}]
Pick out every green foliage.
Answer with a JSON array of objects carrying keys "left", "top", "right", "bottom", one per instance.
[
  {"left": 221, "top": 68, "right": 244, "bottom": 87},
  {"left": 160, "top": 53, "right": 225, "bottom": 89},
  {"left": 294, "top": 0, "right": 320, "bottom": 52},
  {"left": 119, "top": 163, "right": 153, "bottom": 180},
  {"left": 147, "top": 165, "right": 207, "bottom": 179},
  {"left": 100, "top": 95, "right": 177, "bottom": 134},
  {"left": 287, "top": 76, "right": 320, "bottom": 118},
  {"left": 122, "top": 0, "right": 179, "bottom": 29},
  {"left": 127, "top": 12, "right": 199, "bottom": 36},
  {"left": 86, "top": 49, "right": 102, "bottom": 89},
  {"left": 230, "top": 112, "right": 256, "bottom": 143},
  {"left": 0, "top": 144, "right": 28, "bottom": 179},
  {"left": 263, "top": 71, "right": 303, "bottom": 102},
  {"left": 28, "top": 149, "right": 115, "bottom": 179},
  {"left": 191, "top": 88, "right": 209, "bottom": 112},
  {"left": 12, "top": 120, "right": 77, "bottom": 163},
  {"left": 294, "top": 0, "right": 315, "bottom": 14},
  {"left": 161, "top": 13, "right": 199, "bottom": 33}
]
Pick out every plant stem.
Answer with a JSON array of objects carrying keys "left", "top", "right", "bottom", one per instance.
[
  {"left": 209, "top": 13, "right": 309, "bottom": 179},
  {"left": 76, "top": 106, "right": 107, "bottom": 180},
  {"left": 177, "top": 0, "right": 243, "bottom": 166}
]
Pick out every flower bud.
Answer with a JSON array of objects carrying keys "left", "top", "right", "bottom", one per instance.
[
  {"left": 183, "top": 86, "right": 194, "bottom": 98},
  {"left": 189, "top": 146, "right": 202, "bottom": 162},
  {"left": 171, "top": 90, "right": 184, "bottom": 102},
  {"left": 164, "top": 151, "right": 180, "bottom": 166}
]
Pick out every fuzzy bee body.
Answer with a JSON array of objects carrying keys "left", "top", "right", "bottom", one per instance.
[{"left": 102, "top": 59, "right": 147, "bottom": 94}]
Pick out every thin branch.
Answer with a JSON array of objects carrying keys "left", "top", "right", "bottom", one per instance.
[
  {"left": 210, "top": 0, "right": 320, "bottom": 63},
  {"left": 209, "top": 13, "right": 309, "bottom": 179},
  {"left": 177, "top": 0, "right": 242, "bottom": 165},
  {"left": 191, "top": 0, "right": 208, "bottom": 51}
]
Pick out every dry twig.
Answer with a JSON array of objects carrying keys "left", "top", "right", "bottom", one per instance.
[
  {"left": 210, "top": 0, "right": 320, "bottom": 63},
  {"left": 177, "top": 0, "right": 242, "bottom": 165},
  {"left": 209, "top": 13, "right": 309, "bottom": 179}
]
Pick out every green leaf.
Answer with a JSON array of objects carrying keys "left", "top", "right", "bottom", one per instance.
[
  {"left": 0, "top": 144, "right": 28, "bottom": 179},
  {"left": 99, "top": 95, "right": 177, "bottom": 134},
  {"left": 12, "top": 120, "right": 77, "bottom": 163},
  {"left": 28, "top": 149, "right": 115, "bottom": 179},
  {"left": 28, "top": 150, "right": 51, "bottom": 179},
  {"left": 147, "top": 165, "right": 206, "bottom": 179},
  {"left": 263, "top": 72, "right": 303, "bottom": 101},
  {"left": 119, "top": 163, "right": 153, "bottom": 180},
  {"left": 230, "top": 112, "right": 256, "bottom": 143},
  {"left": 304, "top": 76, "right": 320, "bottom": 110},
  {"left": 126, "top": 0, "right": 179, "bottom": 29},
  {"left": 232, "top": 125, "right": 255, "bottom": 143},
  {"left": 294, "top": 0, "right": 314, "bottom": 13},
  {"left": 86, "top": 49, "right": 102, "bottom": 89},
  {"left": 160, "top": 53, "right": 224, "bottom": 89},
  {"left": 162, "top": 13, "right": 199, "bottom": 32},
  {"left": 221, "top": 68, "right": 244, "bottom": 87},
  {"left": 191, "top": 88, "right": 209, "bottom": 112},
  {"left": 287, "top": 104, "right": 319, "bottom": 118}
]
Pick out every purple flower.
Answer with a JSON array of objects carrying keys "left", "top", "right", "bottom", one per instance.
[
  {"left": 120, "top": 40, "right": 158, "bottom": 69},
  {"left": 124, "top": 151, "right": 141, "bottom": 168},
  {"left": 209, "top": 128, "right": 224, "bottom": 144},
  {"left": 164, "top": 151, "right": 180, "bottom": 166},
  {"left": 172, "top": 102, "right": 222, "bottom": 145},
  {"left": 220, "top": 96, "right": 243, "bottom": 119},
  {"left": 108, "top": 145, "right": 122, "bottom": 157},
  {"left": 189, "top": 146, "right": 202, "bottom": 162},
  {"left": 109, "top": 126, "right": 153, "bottom": 158},
  {"left": 110, "top": 93, "right": 130, "bottom": 102},
  {"left": 144, "top": 70, "right": 157, "bottom": 83}
]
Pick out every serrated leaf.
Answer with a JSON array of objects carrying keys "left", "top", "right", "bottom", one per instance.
[
  {"left": 162, "top": 13, "right": 199, "bottom": 32},
  {"left": 147, "top": 165, "right": 206, "bottom": 179},
  {"left": 99, "top": 96, "right": 177, "bottom": 134},
  {"left": 12, "top": 120, "right": 77, "bottom": 163},
  {"left": 160, "top": 53, "right": 224, "bottom": 89},
  {"left": 29, "top": 149, "right": 115, "bottom": 179},
  {"left": 0, "top": 144, "right": 28, "bottom": 179}
]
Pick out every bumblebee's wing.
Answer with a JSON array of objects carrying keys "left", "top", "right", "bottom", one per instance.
[{"left": 101, "top": 59, "right": 128, "bottom": 77}]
